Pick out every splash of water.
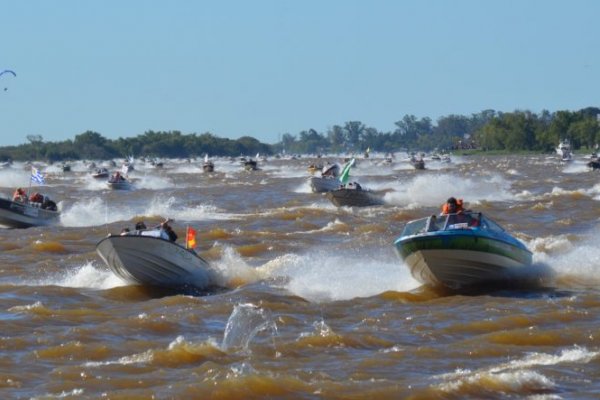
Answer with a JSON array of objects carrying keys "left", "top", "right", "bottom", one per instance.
[{"left": 221, "top": 303, "right": 277, "bottom": 352}]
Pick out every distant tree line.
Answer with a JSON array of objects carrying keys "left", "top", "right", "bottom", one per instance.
[{"left": 1, "top": 107, "right": 599, "bottom": 162}]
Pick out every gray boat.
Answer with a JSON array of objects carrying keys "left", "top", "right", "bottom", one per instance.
[
  {"left": 96, "top": 234, "right": 217, "bottom": 290},
  {"left": 106, "top": 172, "right": 132, "bottom": 190},
  {"left": 326, "top": 187, "right": 385, "bottom": 207},
  {"left": 0, "top": 197, "right": 60, "bottom": 228}
]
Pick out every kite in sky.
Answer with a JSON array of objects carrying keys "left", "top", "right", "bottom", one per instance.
[{"left": 1, "top": 69, "right": 16, "bottom": 91}]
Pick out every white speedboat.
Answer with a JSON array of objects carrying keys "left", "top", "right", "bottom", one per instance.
[
  {"left": 394, "top": 212, "right": 533, "bottom": 290},
  {"left": 308, "top": 162, "right": 342, "bottom": 193},
  {"left": 0, "top": 197, "right": 60, "bottom": 228},
  {"left": 96, "top": 234, "right": 217, "bottom": 290}
]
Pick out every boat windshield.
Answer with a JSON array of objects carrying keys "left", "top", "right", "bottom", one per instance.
[{"left": 400, "top": 212, "right": 504, "bottom": 237}]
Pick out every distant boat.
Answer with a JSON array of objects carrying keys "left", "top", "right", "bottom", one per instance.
[
  {"left": 107, "top": 172, "right": 132, "bottom": 190},
  {"left": 243, "top": 159, "right": 258, "bottom": 171},
  {"left": 91, "top": 167, "right": 109, "bottom": 179},
  {"left": 410, "top": 156, "right": 425, "bottom": 170},
  {"left": 556, "top": 139, "right": 572, "bottom": 161},
  {"left": 203, "top": 155, "right": 215, "bottom": 173}
]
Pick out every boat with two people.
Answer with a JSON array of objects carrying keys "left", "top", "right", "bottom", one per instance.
[
  {"left": 106, "top": 171, "right": 132, "bottom": 190},
  {"left": 96, "top": 219, "right": 218, "bottom": 291},
  {"left": 393, "top": 204, "right": 535, "bottom": 290}
]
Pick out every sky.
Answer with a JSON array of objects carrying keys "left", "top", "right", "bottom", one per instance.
[{"left": 1, "top": 0, "right": 599, "bottom": 146}]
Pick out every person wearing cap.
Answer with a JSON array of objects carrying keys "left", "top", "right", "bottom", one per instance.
[{"left": 441, "top": 197, "right": 465, "bottom": 215}]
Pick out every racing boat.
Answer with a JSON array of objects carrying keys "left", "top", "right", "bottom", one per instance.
[
  {"left": 326, "top": 184, "right": 385, "bottom": 207},
  {"left": 394, "top": 212, "right": 533, "bottom": 289},
  {"left": 0, "top": 197, "right": 60, "bottom": 228},
  {"left": 106, "top": 173, "right": 132, "bottom": 190},
  {"left": 96, "top": 233, "right": 217, "bottom": 290}
]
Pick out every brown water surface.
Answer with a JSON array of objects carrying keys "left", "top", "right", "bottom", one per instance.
[{"left": 1, "top": 154, "right": 599, "bottom": 399}]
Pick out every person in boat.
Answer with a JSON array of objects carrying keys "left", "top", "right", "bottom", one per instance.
[
  {"left": 110, "top": 171, "right": 125, "bottom": 183},
  {"left": 135, "top": 221, "right": 147, "bottom": 230},
  {"left": 12, "top": 187, "right": 28, "bottom": 203},
  {"left": 160, "top": 219, "right": 178, "bottom": 242},
  {"left": 441, "top": 197, "right": 465, "bottom": 215},
  {"left": 441, "top": 197, "right": 478, "bottom": 227},
  {"left": 133, "top": 218, "right": 177, "bottom": 242},
  {"left": 29, "top": 192, "right": 44, "bottom": 204},
  {"left": 41, "top": 196, "right": 58, "bottom": 211}
]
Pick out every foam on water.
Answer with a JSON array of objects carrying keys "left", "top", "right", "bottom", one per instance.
[
  {"left": 0, "top": 168, "right": 30, "bottom": 188},
  {"left": 381, "top": 173, "right": 513, "bottom": 208},
  {"left": 256, "top": 249, "right": 420, "bottom": 302},
  {"left": 22, "top": 261, "right": 126, "bottom": 289},
  {"left": 434, "top": 346, "right": 598, "bottom": 395},
  {"left": 529, "top": 227, "right": 600, "bottom": 285},
  {"left": 60, "top": 194, "right": 241, "bottom": 227}
]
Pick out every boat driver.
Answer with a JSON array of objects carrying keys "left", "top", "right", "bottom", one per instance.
[{"left": 441, "top": 197, "right": 464, "bottom": 215}]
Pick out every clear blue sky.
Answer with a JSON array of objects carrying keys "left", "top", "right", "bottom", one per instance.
[{"left": 1, "top": 0, "right": 599, "bottom": 146}]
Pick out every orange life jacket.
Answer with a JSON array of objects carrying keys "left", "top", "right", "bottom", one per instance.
[
  {"left": 29, "top": 192, "right": 43, "bottom": 203},
  {"left": 441, "top": 199, "right": 464, "bottom": 214}
]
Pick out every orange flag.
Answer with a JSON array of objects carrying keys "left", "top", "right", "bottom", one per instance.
[{"left": 186, "top": 226, "right": 197, "bottom": 249}]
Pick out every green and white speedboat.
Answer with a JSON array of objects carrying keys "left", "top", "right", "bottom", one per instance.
[{"left": 394, "top": 212, "right": 533, "bottom": 290}]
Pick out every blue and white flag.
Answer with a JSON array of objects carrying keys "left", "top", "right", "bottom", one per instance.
[{"left": 31, "top": 167, "right": 46, "bottom": 185}]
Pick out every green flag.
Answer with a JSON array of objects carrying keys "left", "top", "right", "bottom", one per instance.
[{"left": 339, "top": 158, "right": 355, "bottom": 185}]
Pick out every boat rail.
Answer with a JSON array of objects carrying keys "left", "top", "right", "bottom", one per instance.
[{"left": 400, "top": 212, "right": 505, "bottom": 237}]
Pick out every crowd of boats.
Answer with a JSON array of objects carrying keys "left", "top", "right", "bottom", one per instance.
[{"left": 0, "top": 141, "right": 583, "bottom": 294}]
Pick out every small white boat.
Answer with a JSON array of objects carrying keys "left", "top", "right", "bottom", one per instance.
[
  {"left": 96, "top": 234, "right": 217, "bottom": 290},
  {"left": 556, "top": 139, "right": 572, "bottom": 161}
]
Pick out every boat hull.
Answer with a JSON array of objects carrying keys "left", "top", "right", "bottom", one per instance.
[
  {"left": 326, "top": 188, "right": 385, "bottom": 207},
  {"left": 395, "top": 231, "right": 533, "bottom": 289},
  {"left": 0, "top": 198, "right": 60, "bottom": 228},
  {"left": 107, "top": 180, "right": 131, "bottom": 190},
  {"left": 96, "top": 235, "right": 216, "bottom": 290}
]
